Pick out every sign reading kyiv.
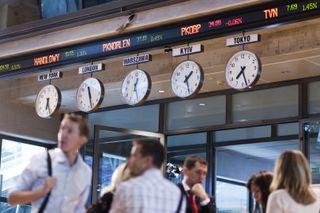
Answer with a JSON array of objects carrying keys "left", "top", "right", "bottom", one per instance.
[
  {"left": 78, "top": 64, "right": 105, "bottom": 74},
  {"left": 172, "top": 44, "right": 203, "bottom": 57},
  {"left": 123, "top": 54, "right": 151, "bottom": 66},
  {"left": 226, "top": 34, "right": 260, "bottom": 46},
  {"left": 38, "top": 71, "right": 62, "bottom": 81}
]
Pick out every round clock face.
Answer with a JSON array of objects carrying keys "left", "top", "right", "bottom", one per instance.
[
  {"left": 171, "top": 60, "right": 204, "bottom": 98},
  {"left": 225, "top": 50, "right": 261, "bottom": 90},
  {"left": 35, "top": 84, "right": 61, "bottom": 118},
  {"left": 121, "top": 69, "right": 151, "bottom": 106},
  {"left": 76, "top": 77, "right": 105, "bottom": 112}
]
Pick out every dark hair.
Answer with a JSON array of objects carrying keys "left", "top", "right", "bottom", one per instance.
[
  {"left": 133, "top": 139, "right": 166, "bottom": 168},
  {"left": 246, "top": 171, "right": 273, "bottom": 213},
  {"left": 183, "top": 156, "right": 207, "bottom": 170},
  {"left": 63, "top": 113, "right": 89, "bottom": 138}
]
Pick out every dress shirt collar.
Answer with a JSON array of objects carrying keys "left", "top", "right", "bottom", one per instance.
[
  {"left": 182, "top": 179, "right": 191, "bottom": 191},
  {"left": 142, "top": 168, "right": 162, "bottom": 177},
  {"left": 53, "top": 148, "right": 82, "bottom": 167}
]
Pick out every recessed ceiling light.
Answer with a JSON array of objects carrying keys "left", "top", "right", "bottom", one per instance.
[
  {"left": 199, "top": 103, "right": 206, "bottom": 106},
  {"left": 158, "top": 90, "right": 165, "bottom": 93}
]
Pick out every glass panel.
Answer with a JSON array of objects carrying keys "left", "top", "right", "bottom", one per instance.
[
  {"left": 277, "top": 122, "right": 299, "bottom": 136},
  {"left": 41, "top": 0, "right": 78, "bottom": 18},
  {"left": 0, "top": 202, "right": 31, "bottom": 213},
  {"left": 216, "top": 126, "right": 271, "bottom": 142},
  {"left": 308, "top": 81, "right": 320, "bottom": 114},
  {"left": 216, "top": 181, "right": 247, "bottom": 213},
  {"left": 232, "top": 85, "right": 298, "bottom": 122},
  {"left": 303, "top": 121, "right": 320, "bottom": 184},
  {"left": 0, "top": 140, "right": 45, "bottom": 197},
  {"left": 166, "top": 152, "right": 206, "bottom": 185},
  {"left": 83, "top": 0, "right": 117, "bottom": 8},
  {"left": 166, "top": 96, "right": 226, "bottom": 130},
  {"left": 88, "top": 105, "right": 159, "bottom": 139},
  {"left": 167, "top": 133, "right": 206, "bottom": 147},
  {"left": 216, "top": 140, "right": 299, "bottom": 182},
  {"left": 97, "top": 140, "right": 132, "bottom": 198}
]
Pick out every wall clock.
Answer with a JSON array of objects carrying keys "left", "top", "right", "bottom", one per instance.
[
  {"left": 76, "top": 77, "right": 104, "bottom": 112},
  {"left": 225, "top": 50, "right": 261, "bottom": 90},
  {"left": 121, "top": 69, "right": 151, "bottom": 106},
  {"left": 171, "top": 60, "right": 204, "bottom": 98},
  {"left": 35, "top": 84, "right": 61, "bottom": 118}
]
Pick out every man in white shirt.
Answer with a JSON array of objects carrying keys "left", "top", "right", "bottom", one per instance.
[
  {"left": 110, "top": 139, "right": 186, "bottom": 213},
  {"left": 8, "top": 113, "right": 92, "bottom": 213}
]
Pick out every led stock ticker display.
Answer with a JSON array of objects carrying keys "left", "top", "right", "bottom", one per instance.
[{"left": 0, "top": 0, "right": 319, "bottom": 77}]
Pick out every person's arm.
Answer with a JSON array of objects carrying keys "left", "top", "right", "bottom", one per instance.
[
  {"left": 8, "top": 176, "right": 56, "bottom": 205},
  {"left": 192, "top": 183, "right": 216, "bottom": 213}
]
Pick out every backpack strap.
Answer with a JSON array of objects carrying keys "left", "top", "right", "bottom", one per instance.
[
  {"left": 38, "top": 150, "right": 52, "bottom": 213},
  {"left": 176, "top": 186, "right": 184, "bottom": 213}
]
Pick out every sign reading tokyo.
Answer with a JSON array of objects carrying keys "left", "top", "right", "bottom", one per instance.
[
  {"left": 38, "top": 71, "right": 62, "bottom": 81},
  {"left": 78, "top": 64, "right": 105, "bottom": 74},
  {"left": 226, "top": 34, "right": 260, "bottom": 47},
  {"left": 172, "top": 44, "right": 203, "bottom": 57},
  {"left": 123, "top": 54, "right": 151, "bottom": 66}
]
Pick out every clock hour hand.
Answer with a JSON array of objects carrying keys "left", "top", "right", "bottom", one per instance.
[
  {"left": 87, "top": 87, "right": 93, "bottom": 109},
  {"left": 45, "top": 97, "right": 51, "bottom": 114}
]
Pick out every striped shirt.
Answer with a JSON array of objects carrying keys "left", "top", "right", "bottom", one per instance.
[{"left": 110, "top": 168, "right": 186, "bottom": 213}]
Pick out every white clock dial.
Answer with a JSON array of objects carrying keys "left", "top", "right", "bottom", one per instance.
[
  {"left": 121, "top": 69, "right": 151, "bottom": 106},
  {"left": 76, "top": 77, "right": 104, "bottom": 112},
  {"left": 225, "top": 50, "right": 261, "bottom": 90},
  {"left": 35, "top": 84, "right": 61, "bottom": 118},
  {"left": 171, "top": 60, "right": 204, "bottom": 98}
]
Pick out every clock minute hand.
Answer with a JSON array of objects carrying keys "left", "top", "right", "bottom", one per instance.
[
  {"left": 45, "top": 98, "right": 51, "bottom": 114},
  {"left": 184, "top": 71, "right": 194, "bottom": 83},
  {"left": 87, "top": 87, "right": 93, "bottom": 109},
  {"left": 236, "top": 66, "right": 246, "bottom": 80},
  {"left": 134, "top": 77, "right": 139, "bottom": 101}
]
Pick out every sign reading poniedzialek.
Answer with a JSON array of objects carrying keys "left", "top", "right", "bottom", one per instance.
[{"left": 0, "top": 0, "right": 319, "bottom": 77}]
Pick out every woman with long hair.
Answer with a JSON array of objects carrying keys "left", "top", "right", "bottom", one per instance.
[
  {"left": 247, "top": 171, "right": 273, "bottom": 213},
  {"left": 266, "top": 150, "right": 320, "bottom": 213}
]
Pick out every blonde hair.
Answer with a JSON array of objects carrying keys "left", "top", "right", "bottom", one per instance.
[
  {"left": 100, "top": 162, "right": 130, "bottom": 196},
  {"left": 270, "top": 150, "right": 316, "bottom": 205}
]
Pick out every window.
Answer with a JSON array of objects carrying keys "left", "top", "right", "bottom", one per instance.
[
  {"left": 232, "top": 85, "right": 299, "bottom": 122},
  {"left": 166, "top": 96, "right": 226, "bottom": 130},
  {"left": 0, "top": 139, "right": 45, "bottom": 198},
  {"left": 41, "top": 0, "right": 78, "bottom": 18}
]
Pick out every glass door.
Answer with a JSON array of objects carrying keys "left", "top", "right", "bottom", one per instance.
[
  {"left": 89, "top": 125, "right": 164, "bottom": 202},
  {"left": 303, "top": 120, "right": 320, "bottom": 184}
]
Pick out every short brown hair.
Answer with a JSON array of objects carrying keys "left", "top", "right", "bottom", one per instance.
[
  {"left": 133, "top": 139, "right": 166, "bottom": 168},
  {"left": 63, "top": 113, "right": 89, "bottom": 138},
  {"left": 183, "top": 156, "right": 207, "bottom": 170}
]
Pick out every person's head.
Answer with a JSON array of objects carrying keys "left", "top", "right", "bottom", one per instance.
[
  {"left": 101, "top": 162, "right": 131, "bottom": 195},
  {"left": 270, "top": 150, "right": 316, "bottom": 205},
  {"left": 246, "top": 171, "right": 273, "bottom": 212},
  {"left": 183, "top": 156, "right": 208, "bottom": 187},
  {"left": 128, "top": 139, "right": 166, "bottom": 176},
  {"left": 58, "top": 113, "right": 89, "bottom": 153}
]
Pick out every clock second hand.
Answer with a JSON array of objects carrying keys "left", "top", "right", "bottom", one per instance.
[{"left": 87, "top": 87, "right": 93, "bottom": 109}]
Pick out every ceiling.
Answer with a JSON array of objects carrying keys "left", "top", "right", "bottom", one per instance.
[{"left": 2, "top": 17, "right": 320, "bottom": 113}]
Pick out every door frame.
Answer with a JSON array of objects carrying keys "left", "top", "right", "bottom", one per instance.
[{"left": 91, "top": 124, "right": 164, "bottom": 202}]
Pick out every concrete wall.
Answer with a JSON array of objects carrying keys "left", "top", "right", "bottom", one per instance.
[{"left": 0, "top": 101, "right": 60, "bottom": 144}]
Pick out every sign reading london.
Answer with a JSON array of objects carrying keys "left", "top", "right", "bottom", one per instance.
[
  {"left": 226, "top": 34, "right": 260, "bottom": 47},
  {"left": 123, "top": 54, "right": 151, "bottom": 66},
  {"left": 172, "top": 44, "right": 203, "bottom": 56},
  {"left": 78, "top": 63, "right": 105, "bottom": 74},
  {"left": 38, "top": 71, "right": 62, "bottom": 81}
]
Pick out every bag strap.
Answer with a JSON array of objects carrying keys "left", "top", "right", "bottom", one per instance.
[
  {"left": 176, "top": 186, "right": 184, "bottom": 213},
  {"left": 38, "top": 150, "right": 52, "bottom": 213}
]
